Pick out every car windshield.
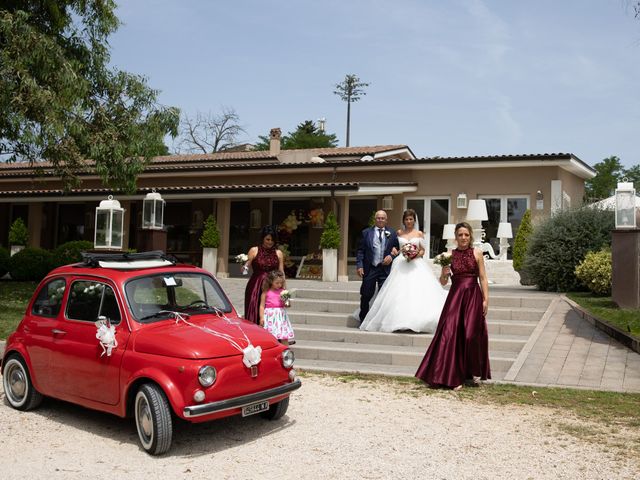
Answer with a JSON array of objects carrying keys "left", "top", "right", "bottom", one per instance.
[{"left": 125, "top": 272, "right": 232, "bottom": 323}]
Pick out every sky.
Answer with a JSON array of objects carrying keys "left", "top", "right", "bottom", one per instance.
[{"left": 109, "top": 0, "right": 640, "bottom": 169}]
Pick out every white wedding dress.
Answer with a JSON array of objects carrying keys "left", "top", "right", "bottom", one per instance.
[{"left": 359, "top": 237, "right": 448, "bottom": 333}]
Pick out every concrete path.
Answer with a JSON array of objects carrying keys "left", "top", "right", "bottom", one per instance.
[{"left": 219, "top": 278, "right": 640, "bottom": 393}]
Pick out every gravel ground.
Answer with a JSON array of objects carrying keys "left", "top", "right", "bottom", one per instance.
[{"left": 1, "top": 374, "right": 638, "bottom": 480}]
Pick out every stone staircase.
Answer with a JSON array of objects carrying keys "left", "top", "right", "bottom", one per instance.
[{"left": 288, "top": 288, "right": 552, "bottom": 379}]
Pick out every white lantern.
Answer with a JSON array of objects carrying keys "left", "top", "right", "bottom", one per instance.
[
  {"left": 615, "top": 181, "right": 636, "bottom": 229},
  {"left": 142, "top": 189, "right": 165, "bottom": 230},
  {"left": 95, "top": 196, "right": 124, "bottom": 250}
]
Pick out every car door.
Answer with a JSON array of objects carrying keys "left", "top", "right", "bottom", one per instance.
[
  {"left": 22, "top": 277, "right": 68, "bottom": 394},
  {"left": 48, "top": 277, "right": 129, "bottom": 405}
]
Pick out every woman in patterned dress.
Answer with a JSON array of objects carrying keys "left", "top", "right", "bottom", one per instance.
[
  {"left": 243, "top": 225, "right": 284, "bottom": 324},
  {"left": 415, "top": 222, "right": 491, "bottom": 389}
]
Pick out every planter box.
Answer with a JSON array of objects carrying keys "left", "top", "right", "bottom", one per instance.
[
  {"left": 322, "top": 248, "right": 337, "bottom": 282},
  {"left": 202, "top": 247, "right": 218, "bottom": 276}
]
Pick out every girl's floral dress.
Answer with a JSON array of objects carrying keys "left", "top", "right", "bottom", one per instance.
[{"left": 263, "top": 288, "right": 295, "bottom": 340}]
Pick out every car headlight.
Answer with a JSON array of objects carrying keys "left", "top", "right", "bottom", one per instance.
[
  {"left": 198, "top": 365, "right": 217, "bottom": 387},
  {"left": 281, "top": 349, "right": 295, "bottom": 368}
]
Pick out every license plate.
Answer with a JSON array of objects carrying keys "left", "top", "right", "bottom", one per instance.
[{"left": 242, "top": 401, "right": 269, "bottom": 417}]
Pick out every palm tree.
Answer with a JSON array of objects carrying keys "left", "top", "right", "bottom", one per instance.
[{"left": 334, "top": 74, "right": 370, "bottom": 147}]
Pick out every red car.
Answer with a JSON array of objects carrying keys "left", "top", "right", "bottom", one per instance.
[{"left": 1, "top": 251, "right": 300, "bottom": 455}]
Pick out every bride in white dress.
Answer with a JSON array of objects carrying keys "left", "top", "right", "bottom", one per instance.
[{"left": 359, "top": 209, "right": 448, "bottom": 333}]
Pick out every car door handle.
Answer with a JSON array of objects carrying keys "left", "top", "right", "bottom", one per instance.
[{"left": 51, "top": 329, "right": 66, "bottom": 336}]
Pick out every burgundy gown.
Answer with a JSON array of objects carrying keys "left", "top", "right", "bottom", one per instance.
[
  {"left": 244, "top": 245, "right": 280, "bottom": 324},
  {"left": 415, "top": 247, "right": 491, "bottom": 388}
]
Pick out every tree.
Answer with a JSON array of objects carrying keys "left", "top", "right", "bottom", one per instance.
[
  {"left": 624, "top": 164, "right": 640, "bottom": 189},
  {"left": 0, "top": 1, "right": 179, "bottom": 193},
  {"left": 254, "top": 120, "right": 338, "bottom": 150},
  {"left": 585, "top": 156, "right": 625, "bottom": 200},
  {"left": 175, "top": 108, "right": 246, "bottom": 154},
  {"left": 333, "top": 74, "right": 369, "bottom": 147}
]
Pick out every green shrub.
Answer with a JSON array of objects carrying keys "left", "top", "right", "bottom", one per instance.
[
  {"left": 523, "top": 207, "right": 614, "bottom": 292},
  {"left": 512, "top": 209, "right": 532, "bottom": 272},
  {"left": 8, "top": 247, "right": 54, "bottom": 281},
  {"left": 199, "top": 214, "right": 221, "bottom": 248},
  {"left": 0, "top": 247, "right": 10, "bottom": 277},
  {"left": 8, "top": 218, "right": 29, "bottom": 245},
  {"left": 52, "top": 240, "right": 94, "bottom": 267},
  {"left": 319, "top": 211, "right": 341, "bottom": 249},
  {"left": 575, "top": 249, "right": 612, "bottom": 295}
]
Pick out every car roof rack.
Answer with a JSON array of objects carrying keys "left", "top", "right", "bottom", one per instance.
[{"left": 80, "top": 250, "right": 178, "bottom": 269}]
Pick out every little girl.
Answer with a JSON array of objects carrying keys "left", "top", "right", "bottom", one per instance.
[{"left": 259, "top": 270, "right": 295, "bottom": 345}]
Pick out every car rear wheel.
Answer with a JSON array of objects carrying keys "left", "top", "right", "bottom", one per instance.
[
  {"left": 260, "top": 396, "right": 289, "bottom": 420},
  {"left": 134, "top": 383, "right": 173, "bottom": 455},
  {"left": 2, "top": 355, "right": 43, "bottom": 411}
]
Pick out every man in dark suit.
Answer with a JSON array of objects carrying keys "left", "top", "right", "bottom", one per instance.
[{"left": 356, "top": 210, "right": 399, "bottom": 323}]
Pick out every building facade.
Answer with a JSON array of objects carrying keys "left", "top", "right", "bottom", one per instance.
[{"left": 0, "top": 130, "right": 595, "bottom": 281}]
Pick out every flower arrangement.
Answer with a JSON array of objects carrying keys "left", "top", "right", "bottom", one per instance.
[
  {"left": 433, "top": 253, "right": 452, "bottom": 267},
  {"left": 308, "top": 208, "right": 325, "bottom": 228},
  {"left": 401, "top": 243, "right": 418, "bottom": 261},
  {"left": 235, "top": 253, "right": 249, "bottom": 275},
  {"left": 280, "top": 289, "right": 291, "bottom": 307},
  {"left": 280, "top": 211, "right": 302, "bottom": 234}
]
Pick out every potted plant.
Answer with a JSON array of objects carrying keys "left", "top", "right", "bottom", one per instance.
[
  {"left": 200, "top": 214, "right": 221, "bottom": 275},
  {"left": 319, "top": 211, "right": 341, "bottom": 282},
  {"left": 9, "top": 218, "right": 29, "bottom": 256}
]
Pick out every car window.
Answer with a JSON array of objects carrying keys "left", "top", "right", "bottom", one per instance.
[
  {"left": 66, "top": 280, "right": 122, "bottom": 324},
  {"left": 31, "top": 278, "right": 66, "bottom": 317},
  {"left": 125, "top": 272, "right": 231, "bottom": 322}
]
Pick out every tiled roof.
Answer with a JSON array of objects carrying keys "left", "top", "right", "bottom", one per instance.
[
  {"left": 0, "top": 181, "right": 418, "bottom": 198},
  {"left": 0, "top": 151, "right": 593, "bottom": 178}
]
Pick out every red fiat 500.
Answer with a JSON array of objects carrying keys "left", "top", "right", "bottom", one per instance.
[{"left": 1, "top": 252, "right": 300, "bottom": 455}]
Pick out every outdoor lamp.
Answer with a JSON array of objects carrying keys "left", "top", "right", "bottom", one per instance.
[
  {"left": 615, "top": 181, "right": 636, "bottom": 229},
  {"left": 442, "top": 224, "right": 456, "bottom": 252},
  {"left": 497, "top": 222, "right": 513, "bottom": 260},
  {"left": 382, "top": 196, "right": 394, "bottom": 211},
  {"left": 456, "top": 193, "right": 468, "bottom": 209},
  {"left": 95, "top": 195, "right": 124, "bottom": 250},
  {"left": 466, "top": 199, "right": 488, "bottom": 248},
  {"left": 142, "top": 189, "right": 164, "bottom": 230}
]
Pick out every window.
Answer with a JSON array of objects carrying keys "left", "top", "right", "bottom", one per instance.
[
  {"left": 125, "top": 272, "right": 232, "bottom": 322},
  {"left": 66, "top": 280, "right": 121, "bottom": 324},
  {"left": 32, "top": 278, "right": 66, "bottom": 317},
  {"left": 479, "top": 196, "right": 529, "bottom": 259}
]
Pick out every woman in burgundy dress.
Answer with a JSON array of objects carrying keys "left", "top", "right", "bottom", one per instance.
[
  {"left": 243, "top": 225, "right": 284, "bottom": 324},
  {"left": 415, "top": 222, "right": 490, "bottom": 389}
]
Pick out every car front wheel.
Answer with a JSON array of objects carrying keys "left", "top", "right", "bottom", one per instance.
[
  {"left": 260, "top": 396, "right": 289, "bottom": 420},
  {"left": 2, "top": 355, "right": 43, "bottom": 411},
  {"left": 134, "top": 383, "right": 173, "bottom": 455}
]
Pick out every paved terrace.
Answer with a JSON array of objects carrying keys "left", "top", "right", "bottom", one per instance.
[{"left": 219, "top": 278, "right": 640, "bottom": 393}]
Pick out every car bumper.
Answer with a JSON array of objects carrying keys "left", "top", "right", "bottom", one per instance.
[{"left": 183, "top": 379, "right": 302, "bottom": 418}]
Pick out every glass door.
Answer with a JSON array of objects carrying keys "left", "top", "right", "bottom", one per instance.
[
  {"left": 479, "top": 195, "right": 529, "bottom": 258},
  {"left": 406, "top": 197, "right": 450, "bottom": 258}
]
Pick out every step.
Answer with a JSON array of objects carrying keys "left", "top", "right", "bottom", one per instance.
[
  {"left": 292, "top": 325, "right": 528, "bottom": 352},
  {"left": 295, "top": 358, "right": 509, "bottom": 381},
  {"left": 289, "top": 298, "right": 547, "bottom": 322},
  {"left": 291, "top": 340, "right": 517, "bottom": 372},
  {"left": 288, "top": 311, "right": 539, "bottom": 335},
  {"left": 292, "top": 288, "right": 552, "bottom": 310}
]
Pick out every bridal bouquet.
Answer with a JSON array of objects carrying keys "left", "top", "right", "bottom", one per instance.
[
  {"left": 433, "top": 252, "right": 452, "bottom": 267},
  {"left": 280, "top": 289, "right": 291, "bottom": 307},
  {"left": 235, "top": 253, "right": 249, "bottom": 275},
  {"left": 401, "top": 243, "right": 418, "bottom": 261}
]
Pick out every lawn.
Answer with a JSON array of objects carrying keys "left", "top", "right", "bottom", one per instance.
[
  {"left": 567, "top": 292, "right": 640, "bottom": 338},
  {"left": 0, "top": 281, "right": 37, "bottom": 339}
]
